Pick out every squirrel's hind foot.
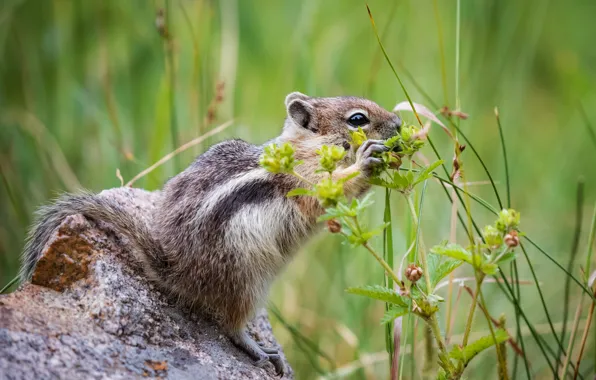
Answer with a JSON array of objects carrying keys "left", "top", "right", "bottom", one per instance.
[{"left": 230, "top": 330, "right": 285, "bottom": 377}]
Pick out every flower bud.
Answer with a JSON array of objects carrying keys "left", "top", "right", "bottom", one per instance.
[
  {"left": 317, "top": 145, "right": 347, "bottom": 173},
  {"left": 259, "top": 142, "right": 301, "bottom": 174},
  {"left": 326, "top": 219, "right": 342, "bottom": 234},
  {"left": 405, "top": 263, "right": 423, "bottom": 283},
  {"left": 350, "top": 127, "right": 367, "bottom": 148},
  {"left": 504, "top": 230, "right": 520, "bottom": 248},
  {"left": 495, "top": 209, "right": 521, "bottom": 232},
  {"left": 315, "top": 178, "right": 344, "bottom": 208},
  {"left": 483, "top": 225, "right": 503, "bottom": 248}
]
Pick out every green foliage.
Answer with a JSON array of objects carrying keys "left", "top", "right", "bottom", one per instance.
[
  {"left": 350, "top": 127, "right": 367, "bottom": 148},
  {"left": 369, "top": 159, "right": 443, "bottom": 194},
  {"left": 495, "top": 208, "right": 521, "bottom": 233},
  {"left": 316, "top": 145, "right": 346, "bottom": 174},
  {"left": 381, "top": 305, "right": 410, "bottom": 324},
  {"left": 397, "top": 125, "right": 426, "bottom": 156},
  {"left": 259, "top": 143, "right": 303, "bottom": 174},
  {"left": 427, "top": 253, "right": 463, "bottom": 289},
  {"left": 346, "top": 285, "right": 409, "bottom": 307},
  {"left": 449, "top": 329, "right": 509, "bottom": 366}
]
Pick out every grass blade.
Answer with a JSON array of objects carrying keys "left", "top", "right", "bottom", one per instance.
[
  {"left": 557, "top": 180, "right": 585, "bottom": 366},
  {"left": 366, "top": 4, "right": 423, "bottom": 127},
  {"left": 1, "top": 275, "right": 19, "bottom": 293}
]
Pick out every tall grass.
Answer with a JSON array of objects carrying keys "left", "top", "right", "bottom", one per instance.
[{"left": 1, "top": 1, "right": 595, "bottom": 378}]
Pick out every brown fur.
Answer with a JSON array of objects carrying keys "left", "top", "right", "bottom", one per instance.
[{"left": 20, "top": 91, "right": 401, "bottom": 374}]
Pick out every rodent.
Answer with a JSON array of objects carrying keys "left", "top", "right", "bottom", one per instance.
[{"left": 20, "top": 91, "right": 401, "bottom": 376}]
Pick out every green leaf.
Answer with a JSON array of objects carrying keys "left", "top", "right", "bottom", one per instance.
[
  {"left": 430, "top": 244, "right": 473, "bottom": 264},
  {"left": 381, "top": 304, "right": 410, "bottom": 324},
  {"left": 495, "top": 251, "right": 517, "bottom": 265},
  {"left": 369, "top": 177, "right": 394, "bottom": 188},
  {"left": 450, "top": 329, "right": 509, "bottom": 366},
  {"left": 480, "top": 262, "right": 499, "bottom": 275},
  {"left": 346, "top": 285, "right": 409, "bottom": 307},
  {"left": 287, "top": 188, "right": 312, "bottom": 197},
  {"left": 412, "top": 160, "right": 444, "bottom": 186},
  {"left": 426, "top": 253, "right": 463, "bottom": 289}
]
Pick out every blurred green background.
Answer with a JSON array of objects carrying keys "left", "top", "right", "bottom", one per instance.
[{"left": 1, "top": 0, "right": 595, "bottom": 379}]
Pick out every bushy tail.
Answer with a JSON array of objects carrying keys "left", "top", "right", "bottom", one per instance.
[{"left": 20, "top": 191, "right": 165, "bottom": 282}]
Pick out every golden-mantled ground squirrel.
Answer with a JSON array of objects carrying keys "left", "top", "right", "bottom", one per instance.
[{"left": 20, "top": 92, "right": 401, "bottom": 376}]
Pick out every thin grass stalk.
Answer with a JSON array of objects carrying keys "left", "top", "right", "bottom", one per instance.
[
  {"left": 578, "top": 103, "right": 596, "bottom": 150},
  {"left": 0, "top": 275, "right": 18, "bottom": 293},
  {"left": 383, "top": 188, "right": 396, "bottom": 376},
  {"left": 524, "top": 236, "right": 595, "bottom": 300},
  {"left": 477, "top": 286, "right": 508, "bottom": 380},
  {"left": 126, "top": 121, "right": 233, "bottom": 187},
  {"left": 269, "top": 303, "right": 335, "bottom": 373},
  {"left": 584, "top": 202, "right": 596, "bottom": 284},
  {"left": 560, "top": 299, "right": 583, "bottom": 378},
  {"left": 432, "top": 0, "right": 449, "bottom": 107},
  {"left": 445, "top": 187, "right": 458, "bottom": 342},
  {"left": 366, "top": 5, "right": 423, "bottom": 127},
  {"left": 455, "top": 0, "right": 461, "bottom": 113},
  {"left": 495, "top": 106, "right": 529, "bottom": 378},
  {"left": 558, "top": 181, "right": 585, "bottom": 367},
  {"left": 178, "top": 1, "right": 202, "bottom": 136},
  {"left": 494, "top": 107, "right": 510, "bottom": 208},
  {"left": 495, "top": 277, "right": 557, "bottom": 377},
  {"left": 165, "top": 0, "right": 180, "bottom": 171},
  {"left": 573, "top": 289, "right": 595, "bottom": 380}
]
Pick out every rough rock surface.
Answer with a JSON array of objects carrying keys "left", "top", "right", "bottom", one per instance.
[{"left": 0, "top": 187, "right": 291, "bottom": 380}]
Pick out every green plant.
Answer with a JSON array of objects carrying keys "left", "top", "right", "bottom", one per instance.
[{"left": 260, "top": 121, "right": 522, "bottom": 379}]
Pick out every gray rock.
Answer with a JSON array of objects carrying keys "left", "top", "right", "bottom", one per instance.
[{"left": 0, "top": 187, "right": 291, "bottom": 380}]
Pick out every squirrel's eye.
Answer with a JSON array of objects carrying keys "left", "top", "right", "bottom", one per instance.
[{"left": 347, "top": 112, "right": 369, "bottom": 127}]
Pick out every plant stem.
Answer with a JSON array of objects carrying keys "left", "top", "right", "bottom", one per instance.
[
  {"left": 462, "top": 272, "right": 485, "bottom": 346},
  {"left": 561, "top": 299, "right": 583, "bottom": 378},
  {"left": 573, "top": 292, "right": 594, "bottom": 380},
  {"left": 427, "top": 315, "right": 447, "bottom": 353},
  {"left": 362, "top": 243, "right": 401, "bottom": 285},
  {"left": 291, "top": 171, "right": 315, "bottom": 187},
  {"left": 584, "top": 202, "right": 596, "bottom": 284},
  {"left": 406, "top": 195, "right": 432, "bottom": 294},
  {"left": 1, "top": 275, "right": 19, "bottom": 293}
]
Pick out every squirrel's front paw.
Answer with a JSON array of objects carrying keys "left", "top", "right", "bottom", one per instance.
[{"left": 356, "top": 139, "right": 388, "bottom": 177}]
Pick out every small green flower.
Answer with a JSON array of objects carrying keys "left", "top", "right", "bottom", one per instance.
[
  {"left": 396, "top": 125, "right": 425, "bottom": 156},
  {"left": 350, "top": 127, "right": 367, "bottom": 148},
  {"left": 401, "top": 125, "right": 415, "bottom": 142},
  {"left": 483, "top": 225, "right": 503, "bottom": 247},
  {"left": 259, "top": 142, "right": 303, "bottom": 174},
  {"left": 317, "top": 145, "right": 347, "bottom": 174},
  {"left": 495, "top": 209, "right": 521, "bottom": 232},
  {"left": 314, "top": 177, "right": 345, "bottom": 208}
]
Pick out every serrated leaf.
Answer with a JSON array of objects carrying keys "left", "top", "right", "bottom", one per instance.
[
  {"left": 287, "top": 188, "right": 312, "bottom": 197},
  {"left": 357, "top": 192, "right": 375, "bottom": 210},
  {"left": 412, "top": 160, "right": 444, "bottom": 186},
  {"left": 346, "top": 285, "right": 409, "bottom": 307},
  {"left": 381, "top": 304, "right": 410, "bottom": 324},
  {"left": 430, "top": 244, "right": 473, "bottom": 264},
  {"left": 425, "top": 253, "right": 463, "bottom": 290},
  {"left": 454, "top": 329, "right": 509, "bottom": 366}
]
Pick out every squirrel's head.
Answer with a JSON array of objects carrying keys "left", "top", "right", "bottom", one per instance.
[{"left": 281, "top": 92, "right": 401, "bottom": 147}]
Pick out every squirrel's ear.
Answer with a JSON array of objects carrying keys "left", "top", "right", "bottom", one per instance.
[
  {"left": 287, "top": 99, "right": 315, "bottom": 132},
  {"left": 285, "top": 92, "right": 311, "bottom": 108}
]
